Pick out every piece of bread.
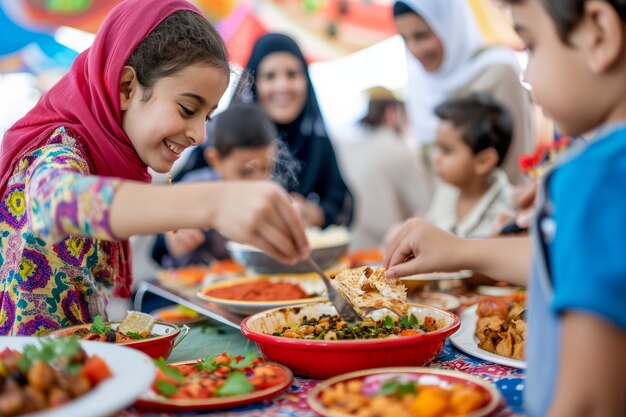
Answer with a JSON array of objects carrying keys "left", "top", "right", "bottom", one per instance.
[
  {"left": 118, "top": 311, "right": 156, "bottom": 335},
  {"left": 331, "top": 266, "right": 408, "bottom": 317}
]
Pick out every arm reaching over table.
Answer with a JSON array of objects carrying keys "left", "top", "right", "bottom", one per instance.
[{"left": 383, "top": 218, "right": 531, "bottom": 287}]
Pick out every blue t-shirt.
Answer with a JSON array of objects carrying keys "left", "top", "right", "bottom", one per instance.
[{"left": 525, "top": 125, "right": 626, "bottom": 416}]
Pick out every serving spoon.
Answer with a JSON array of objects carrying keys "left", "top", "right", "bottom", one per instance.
[{"left": 305, "top": 257, "right": 362, "bottom": 325}]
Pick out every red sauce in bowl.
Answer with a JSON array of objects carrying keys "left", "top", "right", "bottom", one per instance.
[{"left": 204, "top": 281, "right": 308, "bottom": 301}]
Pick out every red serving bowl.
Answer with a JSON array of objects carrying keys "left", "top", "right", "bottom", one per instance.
[
  {"left": 47, "top": 321, "right": 189, "bottom": 360},
  {"left": 240, "top": 302, "right": 460, "bottom": 379}
]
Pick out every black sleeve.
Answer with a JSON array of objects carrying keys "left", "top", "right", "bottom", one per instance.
[{"left": 316, "top": 138, "right": 354, "bottom": 227}]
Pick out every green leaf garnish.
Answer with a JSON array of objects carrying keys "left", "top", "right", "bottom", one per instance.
[
  {"left": 154, "top": 358, "right": 185, "bottom": 382},
  {"left": 379, "top": 378, "right": 417, "bottom": 398},
  {"left": 231, "top": 352, "right": 256, "bottom": 369},
  {"left": 89, "top": 315, "right": 111, "bottom": 335},
  {"left": 156, "top": 380, "right": 179, "bottom": 397},
  {"left": 195, "top": 355, "right": 231, "bottom": 372},
  {"left": 399, "top": 314, "right": 418, "bottom": 329},
  {"left": 216, "top": 372, "right": 254, "bottom": 397},
  {"left": 18, "top": 337, "right": 81, "bottom": 372},
  {"left": 383, "top": 316, "right": 395, "bottom": 328},
  {"left": 125, "top": 332, "right": 143, "bottom": 340}
]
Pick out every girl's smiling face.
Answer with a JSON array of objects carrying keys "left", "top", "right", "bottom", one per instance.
[{"left": 120, "top": 63, "right": 229, "bottom": 173}]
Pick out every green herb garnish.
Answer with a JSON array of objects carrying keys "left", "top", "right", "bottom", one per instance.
[
  {"left": 155, "top": 380, "right": 179, "bottom": 397},
  {"left": 89, "top": 315, "right": 111, "bottom": 335},
  {"left": 383, "top": 316, "right": 395, "bottom": 328},
  {"left": 231, "top": 352, "right": 256, "bottom": 369},
  {"left": 399, "top": 314, "right": 418, "bottom": 329},
  {"left": 125, "top": 331, "right": 143, "bottom": 340},
  {"left": 154, "top": 358, "right": 185, "bottom": 382},
  {"left": 195, "top": 355, "right": 232, "bottom": 372},
  {"left": 379, "top": 378, "right": 418, "bottom": 398},
  {"left": 216, "top": 372, "right": 254, "bottom": 397},
  {"left": 18, "top": 337, "right": 80, "bottom": 372}
]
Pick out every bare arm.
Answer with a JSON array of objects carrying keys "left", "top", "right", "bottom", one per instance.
[
  {"left": 548, "top": 312, "right": 626, "bottom": 417},
  {"left": 110, "top": 180, "right": 309, "bottom": 264},
  {"left": 383, "top": 218, "right": 531, "bottom": 286}
]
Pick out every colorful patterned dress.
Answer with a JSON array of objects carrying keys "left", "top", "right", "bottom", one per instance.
[{"left": 0, "top": 127, "right": 124, "bottom": 335}]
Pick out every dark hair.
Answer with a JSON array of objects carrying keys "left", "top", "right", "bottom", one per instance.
[
  {"left": 500, "top": 0, "right": 626, "bottom": 42},
  {"left": 210, "top": 101, "right": 277, "bottom": 157},
  {"left": 126, "top": 10, "right": 229, "bottom": 100},
  {"left": 435, "top": 93, "right": 513, "bottom": 166}
]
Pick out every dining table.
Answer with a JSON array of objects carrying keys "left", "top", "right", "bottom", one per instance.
[{"left": 119, "top": 312, "right": 526, "bottom": 417}]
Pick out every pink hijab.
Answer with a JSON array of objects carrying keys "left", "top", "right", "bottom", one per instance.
[{"left": 0, "top": 0, "right": 201, "bottom": 296}]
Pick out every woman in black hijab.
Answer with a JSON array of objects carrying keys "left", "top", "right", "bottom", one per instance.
[{"left": 242, "top": 33, "right": 353, "bottom": 228}]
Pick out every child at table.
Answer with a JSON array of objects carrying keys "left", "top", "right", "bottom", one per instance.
[
  {"left": 384, "top": 1, "right": 626, "bottom": 416},
  {"left": 151, "top": 101, "right": 278, "bottom": 268},
  {"left": 426, "top": 93, "right": 516, "bottom": 238},
  {"left": 0, "top": 0, "right": 308, "bottom": 336}
]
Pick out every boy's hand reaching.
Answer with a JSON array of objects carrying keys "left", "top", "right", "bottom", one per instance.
[
  {"left": 383, "top": 218, "right": 463, "bottom": 279},
  {"left": 210, "top": 181, "right": 310, "bottom": 265}
]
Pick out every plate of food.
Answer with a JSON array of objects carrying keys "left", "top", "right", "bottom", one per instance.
[
  {"left": 308, "top": 367, "right": 501, "bottom": 417},
  {"left": 150, "top": 304, "right": 206, "bottom": 325},
  {"left": 47, "top": 311, "right": 189, "bottom": 360},
  {"left": 450, "top": 293, "right": 527, "bottom": 369},
  {"left": 408, "top": 292, "right": 461, "bottom": 311},
  {"left": 0, "top": 336, "right": 155, "bottom": 417},
  {"left": 135, "top": 352, "right": 293, "bottom": 411},
  {"left": 400, "top": 270, "right": 474, "bottom": 281},
  {"left": 197, "top": 275, "right": 327, "bottom": 315}
]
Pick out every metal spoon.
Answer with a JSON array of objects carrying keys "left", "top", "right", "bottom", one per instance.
[{"left": 305, "top": 257, "right": 362, "bottom": 325}]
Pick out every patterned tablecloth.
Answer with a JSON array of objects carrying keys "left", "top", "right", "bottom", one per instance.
[{"left": 120, "top": 321, "right": 525, "bottom": 417}]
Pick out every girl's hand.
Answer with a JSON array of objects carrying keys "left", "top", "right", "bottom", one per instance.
[
  {"left": 383, "top": 218, "right": 463, "bottom": 279},
  {"left": 164, "top": 229, "right": 206, "bottom": 258},
  {"left": 211, "top": 182, "right": 309, "bottom": 265}
]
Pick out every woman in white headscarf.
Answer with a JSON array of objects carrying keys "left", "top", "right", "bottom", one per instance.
[{"left": 393, "top": 0, "right": 533, "bottom": 186}]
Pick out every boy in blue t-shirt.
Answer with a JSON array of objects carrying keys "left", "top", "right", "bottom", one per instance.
[{"left": 383, "top": 1, "right": 626, "bottom": 416}]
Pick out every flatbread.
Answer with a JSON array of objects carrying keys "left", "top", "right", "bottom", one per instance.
[{"left": 331, "top": 266, "right": 408, "bottom": 317}]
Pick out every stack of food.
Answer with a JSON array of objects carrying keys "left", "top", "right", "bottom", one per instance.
[{"left": 475, "top": 292, "right": 527, "bottom": 360}]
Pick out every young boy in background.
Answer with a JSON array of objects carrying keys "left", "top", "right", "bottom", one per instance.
[
  {"left": 427, "top": 93, "right": 516, "bottom": 238},
  {"left": 384, "top": 1, "right": 626, "bottom": 416},
  {"left": 152, "top": 102, "right": 278, "bottom": 267}
]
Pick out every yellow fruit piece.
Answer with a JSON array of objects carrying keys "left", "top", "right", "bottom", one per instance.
[{"left": 410, "top": 387, "right": 450, "bottom": 417}]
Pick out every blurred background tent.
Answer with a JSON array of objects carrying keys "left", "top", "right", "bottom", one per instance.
[{"left": 0, "top": 0, "right": 522, "bottom": 135}]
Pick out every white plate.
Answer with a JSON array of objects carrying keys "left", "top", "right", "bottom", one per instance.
[
  {"left": 400, "top": 270, "right": 473, "bottom": 281},
  {"left": 407, "top": 292, "right": 461, "bottom": 311},
  {"left": 0, "top": 336, "right": 156, "bottom": 417},
  {"left": 449, "top": 305, "right": 526, "bottom": 369}
]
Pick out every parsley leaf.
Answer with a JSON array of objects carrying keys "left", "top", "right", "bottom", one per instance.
[
  {"left": 195, "top": 354, "right": 232, "bottom": 372},
  {"left": 216, "top": 372, "right": 254, "bottom": 397},
  {"left": 379, "top": 378, "right": 417, "bottom": 398},
  {"left": 18, "top": 338, "right": 80, "bottom": 372},
  {"left": 155, "top": 380, "right": 179, "bottom": 397},
  {"left": 383, "top": 316, "right": 395, "bottom": 328},
  {"left": 125, "top": 332, "right": 143, "bottom": 340},
  {"left": 90, "top": 315, "right": 111, "bottom": 335},
  {"left": 399, "top": 314, "right": 418, "bottom": 329},
  {"left": 154, "top": 358, "right": 185, "bottom": 382},
  {"left": 231, "top": 352, "right": 256, "bottom": 369}
]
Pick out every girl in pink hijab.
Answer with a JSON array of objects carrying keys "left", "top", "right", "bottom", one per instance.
[{"left": 0, "top": 0, "right": 308, "bottom": 335}]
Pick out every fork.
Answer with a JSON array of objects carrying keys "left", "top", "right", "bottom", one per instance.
[{"left": 304, "top": 257, "right": 362, "bottom": 325}]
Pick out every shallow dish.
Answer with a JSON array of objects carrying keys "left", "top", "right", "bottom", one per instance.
[
  {"left": 228, "top": 241, "right": 348, "bottom": 274},
  {"left": 308, "top": 367, "right": 501, "bottom": 417},
  {"left": 0, "top": 337, "right": 155, "bottom": 417},
  {"left": 408, "top": 292, "right": 461, "bottom": 311},
  {"left": 47, "top": 321, "right": 189, "bottom": 360},
  {"left": 135, "top": 359, "right": 293, "bottom": 412},
  {"left": 197, "top": 275, "right": 327, "bottom": 315},
  {"left": 400, "top": 270, "right": 474, "bottom": 281},
  {"left": 240, "top": 302, "right": 460, "bottom": 379},
  {"left": 450, "top": 305, "right": 526, "bottom": 369}
]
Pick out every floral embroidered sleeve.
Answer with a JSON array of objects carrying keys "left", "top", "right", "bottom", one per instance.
[{"left": 24, "top": 143, "right": 122, "bottom": 243}]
